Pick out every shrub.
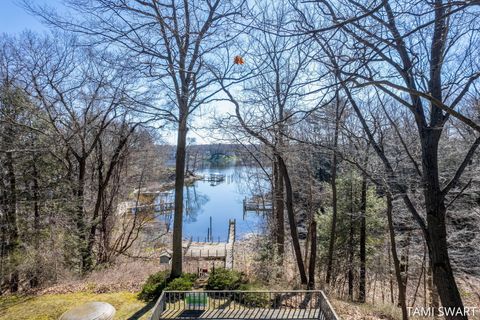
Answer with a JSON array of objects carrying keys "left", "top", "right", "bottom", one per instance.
[
  {"left": 164, "top": 273, "right": 198, "bottom": 302},
  {"left": 237, "top": 283, "right": 270, "bottom": 307},
  {"left": 138, "top": 271, "right": 198, "bottom": 302},
  {"left": 165, "top": 273, "right": 197, "bottom": 291},
  {"left": 206, "top": 268, "right": 243, "bottom": 290},
  {"left": 180, "top": 273, "right": 198, "bottom": 283},
  {"left": 138, "top": 270, "right": 169, "bottom": 302}
]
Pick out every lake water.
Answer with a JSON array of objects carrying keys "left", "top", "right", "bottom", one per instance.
[{"left": 156, "top": 166, "right": 268, "bottom": 242}]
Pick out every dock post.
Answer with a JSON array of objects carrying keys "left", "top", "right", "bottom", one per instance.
[{"left": 209, "top": 216, "right": 213, "bottom": 242}]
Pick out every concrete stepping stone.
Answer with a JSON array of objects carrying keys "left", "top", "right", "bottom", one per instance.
[{"left": 59, "top": 302, "right": 115, "bottom": 320}]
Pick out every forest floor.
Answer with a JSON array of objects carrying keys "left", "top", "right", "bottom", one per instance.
[
  {"left": 0, "top": 291, "right": 151, "bottom": 320},
  {"left": 330, "top": 276, "right": 480, "bottom": 320},
  {"left": 0, "top": 261, "right": 158, "bottom": 320},
  {"left": 332, "top": 298, "right": 401, "bottom": 320}
]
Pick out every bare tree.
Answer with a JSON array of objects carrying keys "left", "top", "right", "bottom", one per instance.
[
  {"left": 325, "top": 95, "right": 347, "bottom": 286},
  {"left": 292, "top": 0, "right": 480, "bottom": 314},
  {"left": 26, "top": 0, "right": 246, "bottom": 278},
  {"left": 14, "top": 33, "right": 142, "bottom": 273},
  {"left": 212, "top": 0, "right": 331, "bottom": 284}
]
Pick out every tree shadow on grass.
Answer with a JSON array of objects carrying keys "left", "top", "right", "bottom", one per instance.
[
  {"left": 128, "top": 300, "right": 156, "bottom": 320},
  {"left": 0, "top": 295, "right": 34, "bottom": 312}
]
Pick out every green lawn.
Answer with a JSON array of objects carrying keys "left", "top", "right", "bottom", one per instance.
[{"left": 0, "top": 291, "right": 153, "bottom": 320}]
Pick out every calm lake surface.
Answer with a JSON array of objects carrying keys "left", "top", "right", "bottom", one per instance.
[{"left": 157, "top": 166, "right": 268, "bottom": 241}]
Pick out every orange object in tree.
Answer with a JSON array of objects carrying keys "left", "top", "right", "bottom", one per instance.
[{"left": 234, "top": 55, "right": 244, "bottom": 65}]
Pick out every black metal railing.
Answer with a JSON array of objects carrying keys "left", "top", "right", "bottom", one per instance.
[{"left": 150, "top": 290, "right": 339, "bottom": 320}]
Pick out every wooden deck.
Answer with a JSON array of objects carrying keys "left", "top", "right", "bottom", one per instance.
[
  {"left": 150, "top": 291, "right": 339, "bottom": 320},
  {"left": 159, "top": 308, "right": 320, "bottom": 319}
]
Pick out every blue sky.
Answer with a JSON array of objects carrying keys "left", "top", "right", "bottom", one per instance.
[
  {"left": 0, "top": 0, "right": 50, "bottom": 34},
  {"left": 0, "top": 0, "right": 229, "bottom": 145}
]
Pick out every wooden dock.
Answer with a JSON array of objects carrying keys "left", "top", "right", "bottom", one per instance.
[
  {"left": 203, "top": 173, "right": 226, "bottom": 183},
  {"left": 185, "top": 243, "right": 227, "bottom": 259},
  {"left": 121, "top": 202, "right": 175, "bottom": 214},
  {"left": 243, "top": 197, "right": 272, "bottom": 213},
  {"left": 225, "top": 219, "right": 235, "bottom": 269},
  {"left": 183, "top": 219, "right": 236, "bottom": 269}
]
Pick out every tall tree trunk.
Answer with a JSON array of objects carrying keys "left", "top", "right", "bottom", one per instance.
[
  {"left": 5, "top": 148, "right": 19, "bottom": 293},
  {"left": 95, "top": 126, "right": 134, "bottom": 264},
  {"left": 307, "top": 219, "right": 317, "bottom": 289},
  {"left": 304, "top": 221, "right": 310, "bottom": 268},
  {"left": 347, "top": 216, "right": 354, "bottom": 299},
  {"left": 0, "top": 176, "right": 7, "bottom": 295},
  {"left": 386, "top": 193, "right": 408, "bottom": 320},
  {"left": 273, "top": 158, "right": 285, "bottom": 260},
  {"left": 0, "top": 221, "right": 6, "bottom": 295},
  {"left": 171, "top": 112, "right": 188, "bottom": 278},
  {"left": 86, "top": 147, "right": 104, "bottom": 271},
  {"left": 347, "top": 175, "right": 355, "bottom": 301},
  {"left": 326, "top": 102, "right": 341, "bottom": 286},
  {"left": 421, "top": 130, "right": 465, "bottom": 319},
  {"left": 388, "top": 245, "right": 395, "bottom": 304},
  {"left": 326, "top": 147, "right": 338, "bottom": 286},
  {"left": 275, "top": 91, "right": 286, "bottom": 262},
  {"left": 30, "top": 159, "right": 40, "bottom": 288},
  {"left": 427, "top": 262, "right": 439, "bottom": 316},
  {"left": 400, "top": 231, "right": 411, "bottom": 293},
  {"left": 76, "top": 157, "right": 89, "bottom": 274},
  {"left": 278, "top": 156, "right": 307, "bottom": 284},
  {"left": 424, "top": 1, "right": 465, "bottom": 312},
  {"left": 411, "top": 243, "right": 427, "bottom": 308},
  {"left": 358, "top": 168, "right": 367, "bottom": 303}
]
